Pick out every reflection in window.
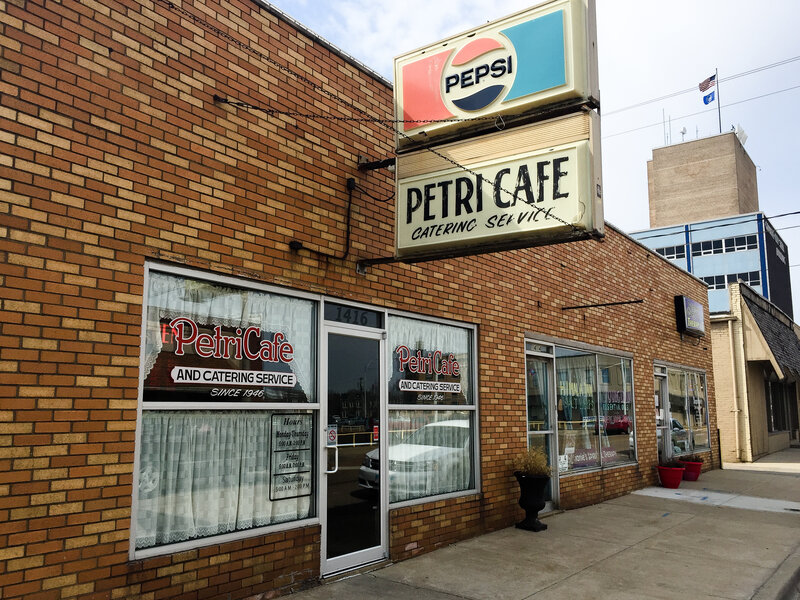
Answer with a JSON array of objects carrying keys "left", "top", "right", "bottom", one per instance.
[
  {"left": 688, "top": 373, "right": 709, "bottom": 448},
  {"left": 667, "top": 369, "right": 709, "bottom": 455},
  {"left": 384, "top": 316, "right": 476, "bottom": 504},
  {"left": 554, "top": 349, "right": 636, "bottom": 473},
  {"left": 598, "top": 355, "right": 635, "bottom": 465},
  {"left": 556, "top": 349, "right": 599, "bottom": 471},
  {"left": 526, "top": 356, "right": 549, "bottom": 432},
  {"left": 668, "top": 371, "right": 689, "bottom": 454},
  {"left": 384, "top": 410, "right": 474, "bottom": 503}
]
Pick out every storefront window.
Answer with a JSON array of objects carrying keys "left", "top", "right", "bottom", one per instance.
[
  {"left": 136, "top": 409, "right": 313, "bottom": 549},
  {"left": 136, "top": 272, "right": 317, "bottom": 552},
  {"left": 667, "top": 368, "right": 709, "bottom": 455},
  {"left": 143, "top": 273, "right": 315, "bottom": 403},
  {"left": 556, "top": 348, "right": 599, "bottom": 471},
  {"left": 386, "top": 410, "right": 474, "bottom": 503},
  {"left": 689, "top": 373, "right": 709, "bottom": 448},
  {"left": 766, "top": 380, "right": 791, "bottom": 432},
  {"left": 555, "top": 348, "right": 636, "bottom": 473},
  {"left": 387, "top": 316, "right": 472, "bottom": 406},
  {"left": 597, "top": 355, "right": 635, "bottom": 465},
  {"left": 387, "top": 316, "right": 475, "bottom": 503}
]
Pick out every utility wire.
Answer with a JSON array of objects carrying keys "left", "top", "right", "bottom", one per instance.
[
  {"left": 632, "top": 210, "right": 800, "bottom": 243},
  {"left": 213, "top": 97, "right": 502, "bottom": 125},
  {"left": 216, "top": 94, "right": 575, "bottom": 231},
  {"left": 604, "top": 83, "right": 800, "bottom": 139},
  {"left": 604, "top": 55, "right": 800, "bottom": 116},
  {"left": 156, "top": 0, "right": 582, "bottom": 234}
]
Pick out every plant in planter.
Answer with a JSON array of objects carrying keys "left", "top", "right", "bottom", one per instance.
[
  {"left": 657, "top": 459, "right": 686, "bottom": 489},
  {"left": 677, "top": 454, "right": 704, "bottom": 481},
  {"left": 511, "top": 447, "right": 551, "bottom": 532}
]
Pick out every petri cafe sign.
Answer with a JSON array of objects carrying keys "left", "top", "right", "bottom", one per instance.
[
  {"left": 395, "top": 112, "right": 603, "bottom": 259},
  {"left": 391, "top": 0, "right": 602, "bottom": 261}
]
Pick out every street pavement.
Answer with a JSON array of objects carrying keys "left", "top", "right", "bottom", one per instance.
[{"left": 290, "top": 448, "right": 800, "bottom": 600}]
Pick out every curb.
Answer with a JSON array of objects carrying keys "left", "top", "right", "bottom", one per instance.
[{"left": 752, "top": 546, "right": 800, "bottom": 600}]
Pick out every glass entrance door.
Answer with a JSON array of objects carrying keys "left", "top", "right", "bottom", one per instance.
[
  {"left": 525, "top": 355, "right": 556, "bottom": 508},
  {"left": 321, "top": 328, "right": 385, "bottom": 575},
  {"left": 654, "top": 374, "right": 669, "bottom": 462}
]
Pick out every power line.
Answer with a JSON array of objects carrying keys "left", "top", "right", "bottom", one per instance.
[
  {"left": 603, "top": 83, "right": 800, "bottom": 139},
  {"left": 631, "top": 210, "right": 800, "bottom": 242},
  {"left": 604, "top": 55, "right": 800, "bottom": 116},
  {"left": 157, "top": 0, "right": 581, "bottom": 234}
]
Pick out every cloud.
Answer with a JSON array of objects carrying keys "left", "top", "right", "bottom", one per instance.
[{"left": 307, "top": 0, "right": 533, "bottom": 78}]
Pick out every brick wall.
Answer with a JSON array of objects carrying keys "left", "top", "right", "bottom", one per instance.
[
  {"left": 711, "top": 318, "right": 739, "bottom": 463},
  {"left": 0, "top": 0, "right": 717, "bottom": 598}
]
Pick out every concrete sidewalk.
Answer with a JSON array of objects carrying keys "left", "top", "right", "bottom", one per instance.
[{"left": 291, "top": 449, "right": 800, "bottom": 600}]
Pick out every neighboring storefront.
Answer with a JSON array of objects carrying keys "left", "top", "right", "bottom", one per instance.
[
  {"left": 0, "top": 1, "right": 718, "bottom": 599},
  {"left": 712, "top": 282, "right": 800, "bottom": 462}
]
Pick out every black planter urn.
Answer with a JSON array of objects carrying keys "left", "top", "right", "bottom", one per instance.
[{"left": 514, "top": 472, "right": 549, "bottom": 532}]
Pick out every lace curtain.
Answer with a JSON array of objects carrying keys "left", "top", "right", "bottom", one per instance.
[
  {"left": 556, "top": 353, "right": 596, "bottom": 423},
  {"left": 387, "top": 410, "right": 472, "bottom": 503},
  {"left": 387, "top": 316, "right": 472, "bottom": 401},
  {"left": 136, "top": 410, "right": 312, "bottom": 549},
  {"left": 556, "top": 352, "right": 598, "bottom": 468},
  {"left": 143, "top": 272, "right": 314, "bottom": 397},
  {"left": 688, "top": 372, "right": 709, "bottom": 449}
]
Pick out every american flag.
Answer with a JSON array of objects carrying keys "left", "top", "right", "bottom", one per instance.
[{"left": 698, "top": 74, "right": 716, "bottom": 92}]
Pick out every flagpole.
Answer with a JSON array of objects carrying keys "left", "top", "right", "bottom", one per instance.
[{"left": 715, "top": 67, "right": 722, "bottom": 134}]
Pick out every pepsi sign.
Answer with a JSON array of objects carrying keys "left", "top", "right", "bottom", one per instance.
[{"left": 394, "top": 0, "right": 598, "bottom": 148}]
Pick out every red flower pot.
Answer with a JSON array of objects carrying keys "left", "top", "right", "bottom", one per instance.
[
  {"left": 678, "top": 460, "right": 702, "bottom": 481},
  {"left": 657, "top": 465, "right": 685, "bottom": 488}
]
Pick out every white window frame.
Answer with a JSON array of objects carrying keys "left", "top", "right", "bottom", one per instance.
[
  {"left": 132, "top": 263, "right": 323, "bottom": 560},
  {"left": 524, "top": 335, "right": 638, "bottom": 477},
  {"left": 384, "top": 311, "right": 480, "bottom": 508},
  {"left": 654, "top": 360, "right": 711, "bottom": 457},
  {"left": 132, "top": 263, "right": 481, "bottom": 558}
]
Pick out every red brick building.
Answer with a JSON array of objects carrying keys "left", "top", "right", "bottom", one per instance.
[{"left": 0, "top": 1, "right": 717, "bottom": 598}]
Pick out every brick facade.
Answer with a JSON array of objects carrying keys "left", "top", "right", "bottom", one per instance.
[{"left": 0, "top": 0, "right": 717, "bottom": 598}]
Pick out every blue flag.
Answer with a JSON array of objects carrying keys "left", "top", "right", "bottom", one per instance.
[{"left": 703, "top": 91, "right": 715, "bottom": 105}]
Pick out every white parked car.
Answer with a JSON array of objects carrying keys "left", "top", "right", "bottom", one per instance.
[{"left": 358, "top": 420, "right": 471, "bottom": 501}]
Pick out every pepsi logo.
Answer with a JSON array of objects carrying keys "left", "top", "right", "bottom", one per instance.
[{"left": 441, "top": 37, "right": 516, "bottom": 112}]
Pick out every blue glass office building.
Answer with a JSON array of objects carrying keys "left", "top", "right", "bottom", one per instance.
[{"left": 630, "top": 212, "right": 792, "bottom": 318}]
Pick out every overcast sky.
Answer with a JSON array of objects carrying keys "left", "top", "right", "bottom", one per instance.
[{"left": 266, "top": 0, "right": 800, "bottom": 316}]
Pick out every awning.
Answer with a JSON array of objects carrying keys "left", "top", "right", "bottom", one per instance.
[{"left": 742, "top": 284, "right": 800, "bottom": 381}]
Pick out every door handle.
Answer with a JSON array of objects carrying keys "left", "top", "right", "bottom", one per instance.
[{"left": 325, "top": 446, "right": 339, "bottom": 474}]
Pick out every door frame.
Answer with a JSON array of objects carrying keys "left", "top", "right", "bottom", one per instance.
[
  {"left": 523, "top": 346, "right": 559, "bottom": 509},
  {"left": 320, "top": 323, "right": 388, "bottom": 576},
  {"left": 654, "top": 367, "right": 670, "bottom": 462}
]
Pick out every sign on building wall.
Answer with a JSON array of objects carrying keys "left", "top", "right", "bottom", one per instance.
[
  {"left": 394, "top": 0, "right": 598, "bottom": 149},
  {"left": 395, "top": 112, "right": 603, "bottom": 259},
  {"left": 674, "top": 295, "right": 706, "bottom": 338}
]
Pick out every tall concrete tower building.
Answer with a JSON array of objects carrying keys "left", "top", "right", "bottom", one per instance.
[
  {"left": 632, "top": 131, "right": 792, "bottom": 318},
  {"left": 630, "top": 131, "right": 799, "bottom": 461}
]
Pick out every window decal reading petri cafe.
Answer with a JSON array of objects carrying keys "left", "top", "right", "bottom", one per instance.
[
  {"left": 270, "top": 414, "right": 313, "bottom": 501},
  {"left": 142, "top": 272, "right": 316, "bottom": 403},
  {"left": 167, "top": 317, "right": 297, "bottom": 389},
  {"left": 395, "top": 345, "right": 462, "bottom": 396},
  {"left": 167, "top": 317, "right": 297, "bottom": 388}
]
